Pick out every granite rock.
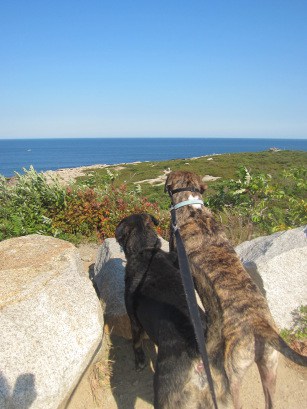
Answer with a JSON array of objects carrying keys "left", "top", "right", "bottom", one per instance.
[
  {"left": 0, "top": 235, "right": 104, "bottom": 409},
  {"left": 236, "top": 225, "right": 307, "bottom": 329}
]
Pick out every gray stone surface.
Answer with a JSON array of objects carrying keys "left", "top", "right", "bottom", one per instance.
[
  {"left": 236, "top": 225, "right": 307, "bottom": 329},
  {"left": 0, "top": 234, "right": 104, "bottom": 409},
  {"left": 94, "top": 238, "right": 127, "bottom": 318}
]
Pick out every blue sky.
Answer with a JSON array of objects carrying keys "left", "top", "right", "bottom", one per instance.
[{"left": 0, "top": 0, "right": 306, "bottom": 139}]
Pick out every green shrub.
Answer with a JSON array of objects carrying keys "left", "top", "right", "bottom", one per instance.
[
  {"left": 206, "top": 166, "right": 307, "bottom": 236},
  {"left": 280, "top": 305, "right": 307, "bottom": 354}
]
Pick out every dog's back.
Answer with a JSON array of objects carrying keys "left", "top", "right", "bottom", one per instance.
[{"left": 130, "top": 248, "right": 198, "bottom": 347}]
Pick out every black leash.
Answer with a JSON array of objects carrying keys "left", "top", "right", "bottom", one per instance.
[{"left": 169, "top": 191, "right": 219, "bottom": 409}]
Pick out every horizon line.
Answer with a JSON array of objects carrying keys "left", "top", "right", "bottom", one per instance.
[{"left": 1, "top": 136, "right": 307, "bottom": 140}]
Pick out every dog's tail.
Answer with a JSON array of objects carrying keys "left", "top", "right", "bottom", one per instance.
[{"left": 259, "top": 324, "right": 307, "bottom": 366}]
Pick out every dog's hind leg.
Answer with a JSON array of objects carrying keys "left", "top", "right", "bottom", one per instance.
[
  {"left": 127, "top": 311, "right": 147, "bottom": 371},
  {"left": 132, "top": 322, "right": 147, "bottom": 370},
  {"left": 225, "top": 337, "right": 255, "bottom": 409},
  {"left": 255, "top": 342, "right": 278, "bottom": 409},
  {"left": 228, "top": 377, "right": 243, "bottom": 409},
  {"left": 125, "top": 292, "right": 147, "bottom": 371}
]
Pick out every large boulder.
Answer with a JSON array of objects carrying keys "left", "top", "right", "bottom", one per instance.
[
  {"left": 236, "top": 225, "right": 307, "bottom": 329},
  {"left": 94, "top": 238, "right": 169, "bottom": 338},
  {"left": 0, "top": 235, "right": 104, "bottom": 409}
]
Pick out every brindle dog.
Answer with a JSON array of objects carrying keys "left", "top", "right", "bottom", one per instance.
[
  {"left": 165, "top": 171, "right": 307, "bottom": 409},
  {"left": 115, "top": 213, "right": 232, "bottom": 409}
]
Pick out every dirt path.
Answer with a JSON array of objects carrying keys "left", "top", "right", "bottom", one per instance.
[{"left": 68, "top": 244, "right": 307, "bottom": 409}]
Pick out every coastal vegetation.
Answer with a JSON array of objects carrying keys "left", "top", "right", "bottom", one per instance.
[
  {"left": 280, "top": 305, "right": 307, "bottom": 354},
  {"left": 0, "top": 150, "right": 306, "bottom": 245},
  {"left": 1, "top": 150, "right": 307, "bottom": 345}
]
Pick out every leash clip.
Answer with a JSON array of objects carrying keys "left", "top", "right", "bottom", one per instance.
[{"left": 172, "top": 223, "right": 179, "bottom": 232}]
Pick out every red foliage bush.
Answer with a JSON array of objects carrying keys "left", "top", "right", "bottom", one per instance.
[{"left": 50, "top": 184, "right": 169, "bottom": 241}]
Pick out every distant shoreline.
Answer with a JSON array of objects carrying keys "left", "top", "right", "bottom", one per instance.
[
  {"left": 42, "top": 161, "right": 141, "bottom": 184},
  {"left": 1, "top": 137, "right": 307, "bottom": 177},
  {"left": 42, "top": 154, "right": 217, "bottom": 184}
]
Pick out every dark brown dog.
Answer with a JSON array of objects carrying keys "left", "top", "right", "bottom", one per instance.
[
  {"left": 115, "top": 213, "right": 232, "bottom": 409},
  {"left": 165, "top": 171, "right": 307, "bottom": 409}
]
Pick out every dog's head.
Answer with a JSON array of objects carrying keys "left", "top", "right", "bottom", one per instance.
[
  {"left": 164, "top": 171, "right": 206, "bottom": 196},
  {"left": 115, "top": 213, "right": 160, "bottom": 257}
]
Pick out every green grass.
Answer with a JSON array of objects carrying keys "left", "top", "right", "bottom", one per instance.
[
  {"left": 76, "top": 150, "right": 307, "bottom": 209},
  {"left": 281, "top": 305, "right": 307, "bottom": 343}
]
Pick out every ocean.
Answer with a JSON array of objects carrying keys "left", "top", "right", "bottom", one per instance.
[{"left": 0, "top": 137, "right": 306, "bottom": 177}]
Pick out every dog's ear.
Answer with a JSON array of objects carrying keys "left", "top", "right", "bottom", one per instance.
[
  {"left": 115, "top": 221, "right": 126, "bottom": 244},
  {"left": 164, "top": 174, "right": 172, "bottom": 193},
  {"left": 149, "top": 214, "right": 159, "bottom": 226},
  {"left": 200, "top": 183, "right": 207, "bottom": 194},
  {"left": 164, "top": 182, "right": 170, "bottom": 193},
  {"left": 142, "top": 213, "right": 159, "bottom": 227}
]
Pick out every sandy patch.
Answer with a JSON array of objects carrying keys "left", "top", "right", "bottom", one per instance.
[
  {"left": 134, "top": 169, "right": 171, "bottom": 186},
  {"left": 202, "top": 175, "right": 221, "bottom": 182},
  {"left": 43, "top": 160, "right": 149, "bottom": 185},
  {"left": 44, "top": 164, "right": 110, "bottom": 185}
]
